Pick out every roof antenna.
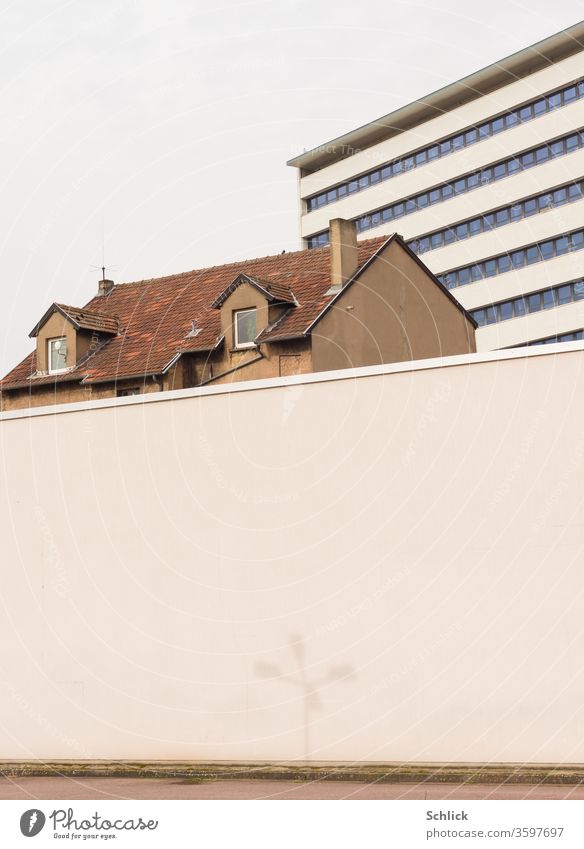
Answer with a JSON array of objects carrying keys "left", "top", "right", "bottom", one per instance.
[{"left": 90, "top": 216, "right": 117, "bottom": 295}]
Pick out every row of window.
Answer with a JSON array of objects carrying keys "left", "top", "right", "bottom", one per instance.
[
  {"left": 439, "top": 228, "right": 584, "bottom": 290},
  {"left": 408, "top": 181, "right": 584, "bottom": 256},
  {"left": 305, "top": 79, "right": 584, "bottom": 212},
  {"left": 306, "top": 128, "right": 584, "bottom": 249},
  {"left": 471, "top": 279, "right": 584, "bottom": 326},
  {"left": 514, "top": 329, "right": 584, "bottom": 347}
]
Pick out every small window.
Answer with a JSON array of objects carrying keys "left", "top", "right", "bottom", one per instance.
[
  {"left": 557, "top": 285, "right": 572, "bottom": 305},
  {"left": 497, "top": 255, "right": 511, "bottom": 274},
  {"left": 48, "top": 337, "right": 68, "bottom": 373},
  {"left": 533, "top": 98, "right": 547, "bottom": 116},
  {"left": 485, "top": 306, "right": 497, "bottom": 325},
  {"left": 234, "top": 308, "right": 257, "bottom": 348},
  {"left": 484, "top": 259, "right": 497, "bottom": 277},
  {"left": 117, "top": 387, "right": 141, "bottom": 397},
  {"left": 566, "top": 134, "right": 579, "bottom": 152},
  {"left": 542, "top": 290, "right": 555, "bottom": 310},
  {"left": 528, "top": 293, "right": 542, "bottom": 313},
  {"left": 514, "top": 298, "right": 526, "bottom": 317}
]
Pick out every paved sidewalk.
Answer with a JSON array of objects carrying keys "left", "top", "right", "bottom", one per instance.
[{"left": 2, "top": 776, "right": 584, "bottom": 800}]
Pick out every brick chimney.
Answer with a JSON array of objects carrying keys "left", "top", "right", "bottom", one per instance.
[
  {"left": 98, "top": 278, "right": 115, "bottom": 296},
  {"left": 330, "top": 218, "right": 358, "bottom": 290}
]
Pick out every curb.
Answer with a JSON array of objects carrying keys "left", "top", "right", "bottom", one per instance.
[{"left": 2, "top": 762, "right": 584, "bottom": 785}]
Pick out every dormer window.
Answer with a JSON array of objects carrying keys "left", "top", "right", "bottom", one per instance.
[
  {"left": 234, "top": 308, "right": 256, "bottom": 349},
  {"left": 48, "top": 337, "right": 68, "bottom": 373}
]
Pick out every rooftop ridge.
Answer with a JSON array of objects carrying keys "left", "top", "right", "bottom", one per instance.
[{"left": 96, "top": 235, "right": 389, "bottom": 293}]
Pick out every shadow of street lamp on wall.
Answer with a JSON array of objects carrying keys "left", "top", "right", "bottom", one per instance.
[{"left": 255, "top": 633, "right": 355, "bottom": 762}]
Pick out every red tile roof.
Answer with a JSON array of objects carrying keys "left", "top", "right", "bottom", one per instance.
[
  {"left": 1, "top": 236, "right": 389, "bottom": 391},
  {"left": 29, "top": 303, "right": 120, "bottom": 338}
]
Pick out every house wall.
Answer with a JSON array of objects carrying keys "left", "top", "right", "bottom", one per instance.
[
  {"left": 207, "top": 339, "right": 313, "bottom": 386},
  {"left": 0, "top": 378, "right": 164, "bottom": 411},
  {"left": 312, "top": 239, "right": 476, "bottom": 372},
  {"left": 0, "top": 344, "right": 583, "bottom": 762}
]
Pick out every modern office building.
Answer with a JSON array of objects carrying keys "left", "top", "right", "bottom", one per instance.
[{"left": 288, "top": 21, "right": 584, "bottom": 350}]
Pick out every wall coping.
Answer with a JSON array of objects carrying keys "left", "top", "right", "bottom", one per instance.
[{"left": 1, "top": 339, "right": 583, "bottom": 422}]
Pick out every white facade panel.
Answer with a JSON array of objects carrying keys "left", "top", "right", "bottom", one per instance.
[
  {"left": 298, "top": 51, "right": 584, "bottom": 199},
  {"left": 450, "top": 250, "right": 584, "bottom": 311},
  {"left": 476, "top": 300, "right": 584, "bottom": 349},
  {"left": 353, "top": 149, "right": 584, "bottom": 248},
  {"left": 1, "top": 350, "right": 584, "bottom": 762},
  {"left": 419, "top": 198, "right": 584, "bottom": 276},
  {"left": 301, "top": 103, "right": 584, "bottom": 237}
]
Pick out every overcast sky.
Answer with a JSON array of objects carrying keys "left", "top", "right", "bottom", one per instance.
[{"left": 1, "top": 0, "right": 582, "bottom": 375}]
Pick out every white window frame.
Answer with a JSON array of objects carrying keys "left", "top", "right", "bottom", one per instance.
[
  {"left": 234, "top": 308, "right": 257, "bottom": 349},
  {"left": 47, "top": 337, "right": 68, "bottom": 374}
]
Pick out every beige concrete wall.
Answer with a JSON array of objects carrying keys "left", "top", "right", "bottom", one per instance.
[
  {"left": 0, "top": 346, "right": 583, "bottom": 762},
  {"left": 312, "top": 239, "right": 476, "bottom": 372}
]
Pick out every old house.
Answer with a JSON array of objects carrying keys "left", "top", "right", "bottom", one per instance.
[{"left": 0, "top": 220, "right": 476, "bottom": 411}]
